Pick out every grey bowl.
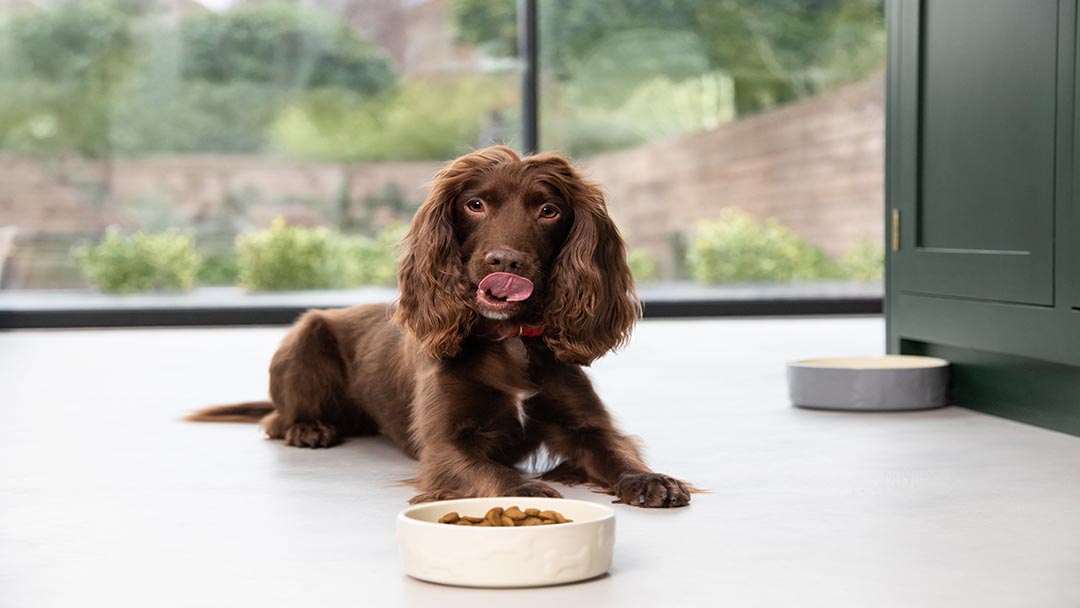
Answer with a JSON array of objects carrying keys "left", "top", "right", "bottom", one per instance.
[{"left": 787, "top": 355, "right": 949, "bottom": 411}]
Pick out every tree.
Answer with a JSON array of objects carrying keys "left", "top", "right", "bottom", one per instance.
[
  {"left": 180, "top": 3, "right": 397, "bottom": 96},
  {"left": 0, "top": 0, "right": 135, "bottom": 157},
  {"left": 691, "top": 0, "right": 885, "bottom": 112},
  {"left": 451, "top": 0, "right": 884, "bottom": 115},
  {"left": 271, "top": 75, "right": 516, "bottom": 161},
  {"left": 451, "top": 0, "right": 518, "bottom": 57},
  {"left": 0, "top": 1, "right": 400, "bottom": 157}
]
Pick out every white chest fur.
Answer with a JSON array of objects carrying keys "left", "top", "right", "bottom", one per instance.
[{"left": 503, "top": 337, "right": 537, "bottom": 426}]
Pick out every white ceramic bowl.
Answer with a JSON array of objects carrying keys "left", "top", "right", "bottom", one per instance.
[
  {"left": 396, "top": 497, "right": 615, "bottom": 588},
  {"left": 787, "top": 355, "right": 950, "bottom": 411}
]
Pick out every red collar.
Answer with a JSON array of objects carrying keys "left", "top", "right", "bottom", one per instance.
[{"left": 475, "top": 322, "right": 545, "bottom": 339}]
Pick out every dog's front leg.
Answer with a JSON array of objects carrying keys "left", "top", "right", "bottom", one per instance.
[
  {"left": 535, "top": 366, "right": 693, "bottom": 508},
  {"left": 409, "top": 440, "right": 562, "bottom": 504},
  {"left": 407, "top": 369, "right": 563, "bottom": 504}
]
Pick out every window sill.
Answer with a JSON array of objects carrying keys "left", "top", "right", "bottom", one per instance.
[{"left": 0, "top": 282, "right": 882, "bottom": 329}]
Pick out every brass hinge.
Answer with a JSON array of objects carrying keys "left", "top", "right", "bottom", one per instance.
[{"left": 891, "top": 208, "right": 900, "bottom": 252}]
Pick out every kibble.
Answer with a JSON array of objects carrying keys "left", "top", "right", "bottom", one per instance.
[{"left": 437, "top": 506, "right": 573, "bottom": 527}]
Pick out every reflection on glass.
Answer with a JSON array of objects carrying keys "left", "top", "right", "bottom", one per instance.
[
  {"left": 0, "top": 0, "right": 519, "bottom": 293},
  {"left": 531, "top": 0, "right": 885, "bottom": 288},
  {"left": 0, "top": 0, "right": 885, "bottom": 301}
]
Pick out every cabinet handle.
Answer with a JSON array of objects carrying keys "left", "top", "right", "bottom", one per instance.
[{"left": 891, "top": 208, "right": 900, "bottom": 252}]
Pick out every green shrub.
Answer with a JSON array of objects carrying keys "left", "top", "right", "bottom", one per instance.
[
  {"left": 687, "top": 209, "right": 827, "bottom": 283},
  {"left": 627, "top": 249, "right": 660, "bottom": 283},
  {"left": 237, "top": 220, "right": 408, "bottom": 291},
  {"left": 341, "top": 223, "right": 405, "bottom": 287},
  {"left": 236, "top": 219, "right": 344, "bottom": 291},
  {"left": 835, "top": 240, "right": 884, "bottom": 282},
  {"left": 196, "top": 251, "right": 239, "bottom": 286},
  {"left": 75, "top": 229, "right": 201, "bottom": 293}
]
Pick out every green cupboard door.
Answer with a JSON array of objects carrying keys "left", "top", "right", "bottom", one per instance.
[{"left": 892, "top": 0, "right": 1058, "bottom": 305}]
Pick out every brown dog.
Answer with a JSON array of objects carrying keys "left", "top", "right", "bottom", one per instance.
[{"left": 189, "top": 146, "right": 692, "bottom": 508}]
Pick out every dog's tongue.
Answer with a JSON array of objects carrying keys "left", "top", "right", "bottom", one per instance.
[{"left": 478, "top": 272, "right": 534, "bottom": 302}]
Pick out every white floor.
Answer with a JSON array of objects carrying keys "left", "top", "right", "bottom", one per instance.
[{"left": 1, "top": 317, "right": 1078, "bottom": 608}]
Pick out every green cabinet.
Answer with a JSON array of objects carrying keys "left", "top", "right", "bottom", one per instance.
[{"left": 887, "top": 0, "right": 1080, "bottom": 435}]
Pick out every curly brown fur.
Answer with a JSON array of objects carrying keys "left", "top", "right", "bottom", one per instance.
[{"left": 188, "top": 146, "right": 694, "bottom": 508}]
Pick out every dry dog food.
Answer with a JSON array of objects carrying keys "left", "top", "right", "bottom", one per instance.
[{"left": 438, "top": 506, "right": 572, "bottom": 527}]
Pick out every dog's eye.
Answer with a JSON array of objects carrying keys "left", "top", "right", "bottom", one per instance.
[
  {"left": 538, "top": 204, "right": 560, "bottom": 219},
  {"left": 466, "top": 199, "right": 485, "bottom": 213}
]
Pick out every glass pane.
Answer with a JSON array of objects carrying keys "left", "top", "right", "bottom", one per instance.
[
  {"left": 0, "top": 0, "right": 519, "bottom": 295},
  {"left": 535, "top": 0, "right": 885, "bottom": 295}
]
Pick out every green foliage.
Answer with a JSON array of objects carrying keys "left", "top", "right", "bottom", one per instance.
[
  {"left": 272, "top": 76, "right": 516, "bottom": 161},
  {"left": 834, "top": 240, "right": 883, "bottom": 282},
  {"left": 236, "top": 220, "right": 407, "bottom": 291},
  {"left": 110, "top": 79, "right": 284, "bottom": 154},
  {"left": 687, "top": 209, "right": 828, "bottom": 283},
  {"left": 341, "top": 223, "right": 406, "bottom": 287},
  {"left": 6, "top": 1, "right": 133, "bottom": 81},
  {"left": 236, "top": 219, "right": 344, "bottom": 291},
  {"left": 0, "top": 1, "right": 134, "bottom": 157},
  {"left": 451, "top": 0, "right": 518, "bottom": 57},
  {"left": 455, "top": 0, "right": 884, "bottom": 155},
  {"left": 0, "top": 1, "right": 398, "bottom": 157},
  {"left": 180, "top": 3, "right": 397, "bottom": 95},
  {"left": 541, "top": 0, "right": 884, "bottom": 108},
  {"left": 196, "top": 251, "right": 239, "bottom": 286},
  {"left": 545, "top": 70, "right": 736, "bottom": 156},
  {"left": 75, "top": 229, "right": 201, "bottom": 293},
  {"left": 627, "top": 249, "right": 660, "bottom": 283},
  {"left": 692, "top": 0, "right": 885, "bottom": 113}
]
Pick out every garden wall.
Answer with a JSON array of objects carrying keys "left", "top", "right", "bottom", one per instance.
[
  {"left": 0, "top": 74, "right": 883, "bottom": 288},
  {"left": 0, "top": 157, "right": 441, "bottom": 288},
  {"left": 585, "top": 73, "right": 884, "bottom": 277}
]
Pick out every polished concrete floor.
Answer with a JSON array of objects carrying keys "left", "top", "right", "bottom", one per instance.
[{"left": 2, "top": 317, "right": 1079, "bottom": 607}]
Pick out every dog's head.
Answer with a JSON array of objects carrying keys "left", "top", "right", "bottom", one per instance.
[{"left": 394, "top": 146, "right": 639, "bottom": 365}]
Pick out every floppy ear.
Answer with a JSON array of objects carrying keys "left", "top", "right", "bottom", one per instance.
[
  {"left": 539, "top": 158, "right": 641, "bottom": 365},
  {"left": 393, "top": 160, "right": 478, "bottom": 358}
]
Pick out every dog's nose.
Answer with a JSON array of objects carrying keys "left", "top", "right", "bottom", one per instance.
[{"left": 484, "top": 248, "right": 526, "bottom": 272}]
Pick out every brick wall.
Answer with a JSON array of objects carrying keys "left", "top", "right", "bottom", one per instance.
[
  {"left": 0, "top": 157, "right": 441, "bottom": 288},
  {"left": 0, "top": 74, "right": 883, "bottom": 288},
  {"left": 582, "top": 73, "right": 885, "bottom": 277}
]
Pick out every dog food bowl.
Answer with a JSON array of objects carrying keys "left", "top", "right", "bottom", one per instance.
[
  {"left": 397, "top": 497, "right": 615, "bottom": 588},
  {"left": 787, "top": 355, "right": 950, "bottom": 411}
]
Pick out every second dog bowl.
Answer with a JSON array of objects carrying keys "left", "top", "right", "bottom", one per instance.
[{"left": 787, "top": 355, "right": 949, "bottom": 411}]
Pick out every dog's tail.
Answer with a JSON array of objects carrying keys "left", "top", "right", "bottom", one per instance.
[{"left": 184, "top": 401, "right": 274, "bottom": 423}]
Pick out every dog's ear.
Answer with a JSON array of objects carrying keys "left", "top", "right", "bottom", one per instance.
[
  {"left": 394, "top": 153, "right": 482, "bottom": 358},
  {"left": 394, "top": 146, "right": 521, "bottom": 358},
  {"left": 535, "top": 155, "right": 641, "bottom": 365}
]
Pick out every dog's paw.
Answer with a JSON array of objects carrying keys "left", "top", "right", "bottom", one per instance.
[
  {"left": 506, "top": 481, "right": 563, "bottom": 498},
  {"left": 283, "top": 421, "right": 340, "bottom": 448},
  {"left": 613, "top": 472, "right": 691, "bottom": 508}
]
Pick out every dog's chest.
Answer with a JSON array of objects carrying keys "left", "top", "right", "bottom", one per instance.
[
  {"left": 469, "top": 337, "right": 538, "bottom": 427},
  {"left": 501, "top": 338, "right": 536, "bottom": 426}
]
